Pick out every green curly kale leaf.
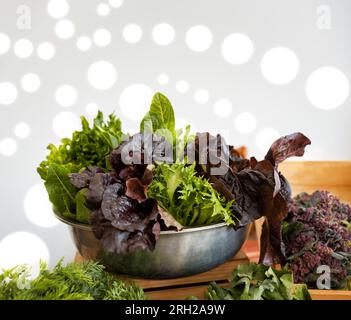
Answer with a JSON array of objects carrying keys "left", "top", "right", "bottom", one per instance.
[
  {"left": 37, "top": 111, "right": 124, "bottom": 180},
  {"left": 147, "top": 162, "right": 238, "bottom": 226},
  {"left": 0, "top": 260, "right": 146, "bottom": 300}
]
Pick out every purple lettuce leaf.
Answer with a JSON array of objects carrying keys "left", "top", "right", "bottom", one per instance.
[{"left": 186, "top": 131, "right": 310, "bottom": 265}]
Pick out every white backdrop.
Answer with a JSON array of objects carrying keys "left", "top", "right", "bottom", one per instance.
[{"left": 0, "top": 0, "right": 350, "bottom": 271}]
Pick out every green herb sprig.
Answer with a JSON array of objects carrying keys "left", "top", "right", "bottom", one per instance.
[{"left": 0, "top": 260, "right": 146, "bottom": 300}]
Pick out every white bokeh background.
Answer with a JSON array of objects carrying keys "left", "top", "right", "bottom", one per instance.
[{"left": 0, "top": 0, "right": 350, "bottom": 271}]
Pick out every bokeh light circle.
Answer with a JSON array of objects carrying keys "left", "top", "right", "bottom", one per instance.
[
  {"left": 306, "top": 67, "right": 350, "bottom": 110},
  {"left": 87, "top": 60, "right": 117, "bottom": 90}
]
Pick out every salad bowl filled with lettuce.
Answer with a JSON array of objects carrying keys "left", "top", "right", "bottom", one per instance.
[{"left": 38, "top": 93, "right": 311, "bottom": 278}]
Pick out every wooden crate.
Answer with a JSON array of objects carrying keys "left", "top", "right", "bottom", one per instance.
[
  {"left": 280, "top": 161, "right": 351, "bottom": 203},
  {"left": 308, "top": 290, "right": 351, "bottom": 300}
]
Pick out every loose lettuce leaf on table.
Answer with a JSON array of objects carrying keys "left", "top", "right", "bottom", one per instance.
[{"left": 202, "top": 263, "right": 311, "bottom": 300}]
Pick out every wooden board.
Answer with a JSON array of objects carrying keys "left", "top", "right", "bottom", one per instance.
[{"left": 309, "top": 290, "right": 351, "bottom": 300}]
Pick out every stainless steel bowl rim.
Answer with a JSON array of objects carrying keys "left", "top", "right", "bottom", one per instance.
[{"left": 53, "top": 211, "right": 229, "bottom": 234}]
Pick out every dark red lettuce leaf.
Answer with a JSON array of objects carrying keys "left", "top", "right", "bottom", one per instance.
[
  {"left": 187, "top": 131, "right": 310, "bottom": 265},
  {"left": 91, "top": 195, "right": 161, "bottom": 254},
  {"left": 186, "top": 132, "right": 232, "bottom": 175},
  {"left": 101, "top": 185, "right": 128, "bottom": 222},
  {"left": 259, "top": 133, "right": 311, "bottom": 264},
  {"left": 125, "top": 178, "right": 147, "bottom": 202},
  {"left": 265, "top": 132, "right": 311, "bottom": 166},
  {"left": 87, "top": 173, "right": 121, "bottom": 208},
  {"left": 69, "top": 166, "right": 104, "bottom": 189},
  {"left": 118, "top": 165, "right": 144, "bottom": 180},
  {"left": 71, "top": 133, "right": 173, "bottom": 254},
  {"left": 124, "top": 167, "right": 153, "bottom": 202}
]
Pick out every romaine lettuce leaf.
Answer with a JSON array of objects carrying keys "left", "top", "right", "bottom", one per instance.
[
  {"left": 140, "top": 92, "right": 175, "bottom": 138},
  {"left": 44, "top": 164, "right": 77, "bottom": 218},
  {"left": 75, "top": 188, "right": 92, "bottom": 224}
]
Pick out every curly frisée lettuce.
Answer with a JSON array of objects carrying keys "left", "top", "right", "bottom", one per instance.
[
  {"left": 37, "top": 111, "right": 124, "bottom": 222},
  {"left": 147, "top": 162, "right": 239, "bottom": 226}
]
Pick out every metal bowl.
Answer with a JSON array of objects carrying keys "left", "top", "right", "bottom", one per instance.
[{"left": 55, "top": 213, "right": 249, "bottom": 279}]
